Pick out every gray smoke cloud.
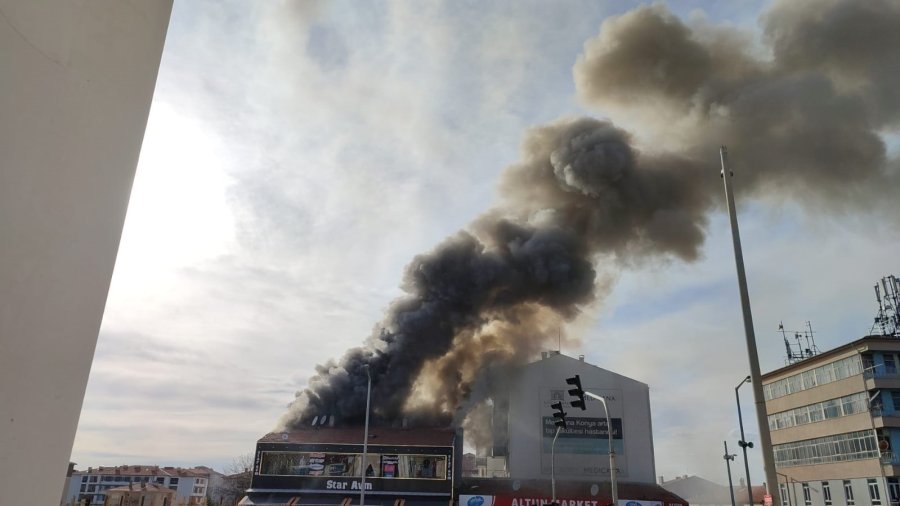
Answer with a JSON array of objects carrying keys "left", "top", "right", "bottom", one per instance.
[{"left": 279, "top": 0, "right": 899, "bottom": 433}]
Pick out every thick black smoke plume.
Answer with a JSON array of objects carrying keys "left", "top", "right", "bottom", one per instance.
[{"left": 279, "top": 0, "right": 899, "bottom": 431}]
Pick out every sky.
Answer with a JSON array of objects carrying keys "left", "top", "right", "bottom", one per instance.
[{"left": 70, "top": 0, "right": 900, "bottom": 484}]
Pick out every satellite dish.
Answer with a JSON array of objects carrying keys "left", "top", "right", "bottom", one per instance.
[
  {"left": 880, "top": 440, "right": 890, "bottom": 451},
  {"left": 590, "top": 484, "right": 600, "bottom": 496},
  {"left": 281, "top": 432, "right": 289, "bottom": 441},
  {"left": 512, "top": 480, "right": 521, "bottom": 491}
]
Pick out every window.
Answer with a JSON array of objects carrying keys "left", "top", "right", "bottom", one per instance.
[
  {"left": 774, "top": 430, "right": 879, "bottom": 467},
  {"left": 823, "top": 481, "right": 832, "bottom": 506},
  {"left": 768, "top": 392, "right": 868, "bottom": 430},
  {"left": 765, "top": 356, "right": 863, "bottom": 400},
  {"left": 870, "top": 479, "right": 883, "bottom": 505},
  {"left": 888, "top": 477, "right": 900, "bottom": 505},
  {"left": 81, "top": 476, "right": 88, "bottom": 483},
  {"left": 258, "top": 450, "right": 449, "bottom": 479},
  {"left": 802, "top": 483, "right": 811, "bottom": 506},
  {"left": 90, "top": 476, "right": 98, "bottom": 482},
  {"left": 780, "top": 484, "right": 789, "bottom": 506},
  {"left": 169, "top": 478, "right": 178, "bottom": 485},
  {"left": 80, "top": 485, "right": 86, "bottom": 493},
  {"left": 886, "top": 354, "right": 897, "bottom": 375},
  {"left": 845, "top": 480, "right": 855, "bottom": 506}
]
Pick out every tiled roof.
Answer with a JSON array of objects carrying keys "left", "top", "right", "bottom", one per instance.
[
  {"left": 72, "top": 465, "right": 211, "bottom": 477},
  {"left": 259, "top": 427, "right": 457, "bottom": 447},
  {"left": 107, "top": 483, "right": 173, "bottom": 493}
]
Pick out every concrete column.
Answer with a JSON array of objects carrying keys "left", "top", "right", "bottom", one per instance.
[{"left": 0, "top": 1, "right": 173, "bottom": 505}]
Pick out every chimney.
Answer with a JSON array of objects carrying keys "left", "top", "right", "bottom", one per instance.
[
  {"left": 579, "top": 354, "right": 585, "bottom": 361},
  {"left": 128, "top": 482, "right": 133, "bottom": 491},
  {"left": 141, "top": 481, "right": 146, "bottom": 490},
  {"left": 88, "top": 467, "right": 92, "bottom": 473}
]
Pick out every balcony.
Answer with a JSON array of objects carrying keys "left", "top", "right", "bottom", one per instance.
[{"left": 882, "top": 451, "right": 900, "bottom": 465}]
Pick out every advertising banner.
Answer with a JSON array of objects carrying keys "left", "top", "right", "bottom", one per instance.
[{"left": 539, "top": 387, "right": 628, "bottom": 477}]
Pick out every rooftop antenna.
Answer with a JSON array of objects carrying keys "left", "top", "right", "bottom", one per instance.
[
  {"left": 778, "top": 321, "right": 820, "bottom": 364},
  {"left": 871, "top": 274, "right": 900, "bottom": 337}
]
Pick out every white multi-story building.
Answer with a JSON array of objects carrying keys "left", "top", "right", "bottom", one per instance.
[
  {"left": 62, "top": 465, "right": 210, "bottom": 506},
  {"left": 491, "top": 351, "right": 657, "bottom": 483}
]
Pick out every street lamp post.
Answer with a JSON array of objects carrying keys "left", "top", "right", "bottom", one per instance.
[
  {"left": 736, "top": 376, "right": 754, "bottom": 506},
  {"left": 724, "top": 441, "right": 737, "bottom": 506},
  {"left": 583, "top": 392, "right": 617, "bottom": 506},
  {"left": 360, "top": 365, "right": 372, "bottom": 506}
]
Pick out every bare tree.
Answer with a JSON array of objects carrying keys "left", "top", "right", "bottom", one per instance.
[{"left": 208, "top": 454, "right": 254, "bottom": 506}]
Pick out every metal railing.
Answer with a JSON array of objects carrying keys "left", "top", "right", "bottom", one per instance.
[{"left": 880, "top": 451, "right": 900, "bottom": 465}]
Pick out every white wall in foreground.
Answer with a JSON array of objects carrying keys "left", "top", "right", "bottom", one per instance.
[{"left": 0, "top": 1, "right": 173, "bottom": 504}]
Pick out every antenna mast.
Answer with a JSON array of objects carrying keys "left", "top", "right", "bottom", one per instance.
[
  {"left": 871, "top": 275, "right": 900, "bottom": 337},
  {"left": 779, "top": 321, "right": 820, "bottom": 365}
]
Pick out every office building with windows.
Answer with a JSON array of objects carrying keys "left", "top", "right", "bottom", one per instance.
[{"left": 763, "top": 336, "right": 900, "bottom": 506}]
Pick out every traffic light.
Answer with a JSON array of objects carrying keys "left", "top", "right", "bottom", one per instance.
[
  {"left": 551, "top": 401, "right": 567, "bottom": 428},
  {"left": 567, "top": 375, "right": 586, "bottom": 411}
]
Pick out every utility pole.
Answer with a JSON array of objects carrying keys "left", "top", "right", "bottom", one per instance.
[{"left": 720, "top": 146, "right": 780, "bottom": 506}]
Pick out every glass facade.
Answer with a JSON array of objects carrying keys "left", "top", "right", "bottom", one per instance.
[
  {"left": 768, "top": 392, "right": 869, "bottom": 430},
  {"left": 764, "top": 355, "right": 863, "bottom": 400},
  {"left": 774, "top": 430, "right": 878, "bottom": 468},
  {"left": 259, "top": 451, "right": 449, "bottom": 479}
]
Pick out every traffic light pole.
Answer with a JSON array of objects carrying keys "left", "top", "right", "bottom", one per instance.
[
  {"left": 583, "top": 392, "right": 617, "bottom": 506},
  {"left": 551, "top": 425, "right": 562, "bottom": 505}
]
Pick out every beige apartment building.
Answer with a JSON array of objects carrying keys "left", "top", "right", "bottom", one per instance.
[{"left": 763, "top": 336, "right": 900, "bottom": 506}]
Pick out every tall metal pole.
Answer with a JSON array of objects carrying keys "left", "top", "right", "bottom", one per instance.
[
  {"left": 720, "top": 146, "right": 780, "bottom": 506},
  {"left": 360, "top": 366, "right": 372, "bottom": 506},
  {"left": 584, "top": 392, "right": 617, "bottom": 506},
  {"left": 724, "top": 441, "right": 737, "bottom": 506},
  {"left": 736, "top": 377, "right": 753, "bottom": 506},
  {"left": 551, "top": 426, "right": 562, "bottom": 504}
]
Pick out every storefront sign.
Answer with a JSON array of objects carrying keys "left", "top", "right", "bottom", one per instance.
[
  {"left": 617, "top": 500, "right": 661, "bottom": 506},
  {"left": 460, "top": 496, "right": 673, "bottom": 506},
  {"left": 325, "top": 479, "right": 373, "bottom": 490}
]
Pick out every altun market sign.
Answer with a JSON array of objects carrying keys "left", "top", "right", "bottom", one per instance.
[{"left": 460, "top": 495, "right": 673, "bottom": 506}]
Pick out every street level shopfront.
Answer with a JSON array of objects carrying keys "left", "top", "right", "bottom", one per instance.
[{"left": 241, "top": 427, "right": 461, "bottom": 506}]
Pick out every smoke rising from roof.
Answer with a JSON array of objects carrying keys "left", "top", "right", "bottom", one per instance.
[{"left": 278, "top": 0, "right": 899, "bottom": 432}]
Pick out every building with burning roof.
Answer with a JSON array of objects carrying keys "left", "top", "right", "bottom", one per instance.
[
  {"left": 242, "top": 427, "right": 461, "bottom": 506},
  {"left": 62, "top": 465, "right": 210, "bottom": 506}
]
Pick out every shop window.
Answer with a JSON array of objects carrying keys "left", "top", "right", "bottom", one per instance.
[{"left": 258, "top": 450, "right": 449, "bottom": 479}]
